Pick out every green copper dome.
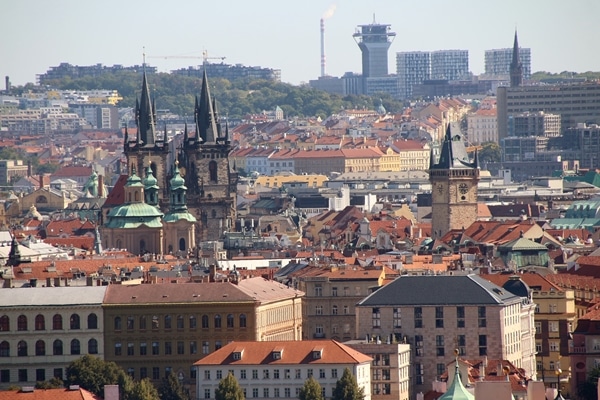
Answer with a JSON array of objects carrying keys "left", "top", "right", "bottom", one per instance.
[
  {"left": 439, "top": 356, "right": 474, "bottom": 400},
  {"left": 170, "top": 169, "right": 186, "bottom": 191},
  {"left": 125, "top": 167, "right": 144, "bottom": 188},
  {"left": 143, "top": 166, "right": 159, "bottom": 190}
]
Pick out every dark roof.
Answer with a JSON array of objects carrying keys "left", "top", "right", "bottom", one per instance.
[{"left": 357, "top": 274, "right": 520, "bottom": 306}]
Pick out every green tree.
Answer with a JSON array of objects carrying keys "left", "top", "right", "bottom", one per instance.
[
  {"left": 577, "top": 366, "right": 600, "bottom": 400},
  {"left": 128, "top": 378, "right": 160, "bottom": 400},
  {"left": 65, "top": 355, "right": 133, "bottom": 397},
  {"left": 35, "top": 377, "right": 63, "bottom": 389},
  {"left": 479, "top": 141, "right": 501, "bottom": 164},
  {"left": 158, "top": 371, "right": 191, "bottom": 400},
  {"left": 299, "top": 376, "right": 324, "bottom": 400},
  {"left": 215, "top": 372, "right": 245, "bottom": 400},
  {"left": 332, "top": 368, "right": 365, "bottom": 400}
]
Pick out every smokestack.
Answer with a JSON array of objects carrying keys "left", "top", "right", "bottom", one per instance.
[
  {"left": 98, "top": 174, "right": 104, "bottom": 198},
  {"left": 320, "top": 18, "right": 326, "bottom": 77},
  {"left": 4, "top": 76, "right": 9, "bottom": 92}
]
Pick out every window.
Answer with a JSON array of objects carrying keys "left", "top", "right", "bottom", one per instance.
[
  {"left": 140, "top": 368, "right": 147, "bottom": 379},
  {"left": 53, "top": 314, "right": 62, "bottom": 330},
  {"left": 0, "top": 341, "right": 9, "bottom": 357},
  {"left": 457, "top": 335, "right": 466, "bottom": 355},
  {"left": 415, "top": 335, "right": 424, "bottom": 356},
  {"left": 285, "top": 388, "right": 291, "bottom": 398},
  {"left": 550, "top": 341, "right": 559, "bottom": 352},
  {"left": 343, "top": 287, "right": 350, "bottom": 296},
  {"left": 227, "top": 314, "right": 234, "bottom": 328},
  {"left": 331, "top": 368, "right": 338, "bottom": 378},
  {"left": 140, "top": 342, "right": 147, "bottom": 355},
  {"left": 190, "top": 341, "right": 197, "bottom": 354},
  {"left": 88, "top": 313, "right": 98, "bottom": 329},
  {"left": 69, "top": 339, "right": 80, "bottom": 355},
  {"left": 274, "top": 369, "right": 280, "bottom": 379},
  {"left": 214, "top": 315, "right": 222, "bottom": 328},
  {"left": 315, "top": 325, "right": 324, "bottom": 336},
  {"left": 204, "top": 370, "right": 211, "bottom": 380},
  {"left": 127, "top": 316, "right": 134, "bottom": 330},
  {"left": 215, "top": 341, "right": 222, "bottom": 350},
  {"left": 35, "top": 340, "right": 45, "bottom": 356},
  {"left": 88, "top": 339, "right": 98, "bottom": 354},
  {"left": 1, "top": 369, "right": 10, "bottom": 383},
  {"left": 70, "top": 314, "right": 80, "bottom": 330},
  {"left": 202, "top": 341, "right": 210, "bottom": 354},
  {"left": 202, "top": 315, "right": 209, "bottom": 328},
  {"left": 332, "top": 305, "right": 338, "bottom": 315},
  {"left": 53, "top": 340, "right": 63, "bottom": 355},
  {"left": 456, "top": 306, "right": 465, "bottom": 328},
  {"left": 263, "top": 388, "right": 269, "bottom": 398},
  {"left": 252, "top": 369, "right": 258, "bottom": 379},
  {"left": 263, "top": 369, "right": 270, "bottom": 379},
  {"left": 319, "top": 369, "right": 326, "bottom": 379},
  {"left": 17, "top": 315, "right": 27, "bottom": 331},
  {"left": 0, "top": 315, "right": 8, "bottom": 331},
  {"left": 127, "top": 342, "right": 134, "bottom": 356},
  {"left": 315, "top": 285, "right": 322, "bottom": 297},
  {"left": 239, "top": 314, "right": 247, "bottom": 328},
  {"left": 204, "top": 389, "right": 211, "bottom": 399},
  {"left": 414, "top": 307, "right": 423, "bottom": 328},
  {"left": 240, "top": 370, "right": 247, "bottom": 380},
  {"left": 343, "top": 305, "right": 349, "bottom": 314},
  {"left": 549, "top": 304, "right": 557, "bottom": 313},
  {"left": 217, "top": 370, "right": 223, "bottom": 380},
  {"left": 549, "top": 321, "right": 559, "bottom": 332},
  {"left": 152, "top": 367, "right": 160, "bottom": 380},
  {"left": 114, "top": 342, "right": 122, "bottom": 356},
  {"left": 393, "top": 308, "right": 401, "bottom": 328},
  {"left": 332, "top": 287, "right": 338, "bottom": 297},
  {"left": 18, "top": 369, "right": 27, "bottom": 382},
  {"left": 253, "top": 388, "right": 259, "bottom": 398},
  {"left": 139, "top": 316, "right": 146, "bottom": 330},
  {"left": 415, "top": 363, "right": 424, "bottom": 385},
  {"left": 153, "top": 342, "right": 160, "bottom": 355},
  {"left": 164, "top": 315, "right": 172, "bottom": 329},
  {"left": 36, "top": 368, "right": 45, "bottom": 382},
  {"left": 274, "top": 388, "right": 280, "bottom": 398},
  {"left": 316, "top": 305, "right": 323, "bottom": 315},
  {"left": 35, "top": 314, "right": 45, "bottom": 330},
  {"left": 284, "top": 369, "right": 290, "bottom": 379},
  {"left": 162, "top": 341, "right": 171, "bottom": 355},
  {"left": 479, "top": 335, "right": 487, "bottom": 356},
  {"left": 127, "top": 368, "right": 134, "bottom": 379},
  {"left": 535, "top": 321, "right": 542, "bottom": 334},
  {"left": 189, "top": 315, "right": 197, "bottom": 329},
  {"left": 17, "top": 340, "right": 27, "bottom": 356},
  {"left": 435, "top": 307, "right": 444, "bottom": 328},
  {"left": 478, "top": 307, "right": 487, "bottom": 328},
  {"left": 152, "top": 315, "right": 159, "bottom": 329},
  {"left": 372, "top": 307, "right": 381, "bottom": 328},
  {"left": 114, "top": 316, "right": 122, "bottom": 331},
  {"left": 436, "top": 335, "right": 445, "bottom": 356},
  {"left": 437, "top": 363, "right": 445, "bottom": 377},
  {"left": 536, "top": 342, "right": 542, "bottom": 353},
  {"left": 307, "top": 369, "right": 313, "bottom": 378}
]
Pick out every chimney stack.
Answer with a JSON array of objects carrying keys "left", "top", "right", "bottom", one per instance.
[
  {"left": 98, "top": 174, "right": 104, "bottom": 198},
  {"left": 320, "top": 18, "right": 326, "bottom": 77},
  {"left": 39, "top": 174, "right": 44, "bottom": 189}
]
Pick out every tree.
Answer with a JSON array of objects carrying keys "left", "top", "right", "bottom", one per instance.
[
  {"left": 577, "top": 365, "right": 600, "bottom": 400},
  {"left": 479, "top": 141, "right": 501, "bottom": 164},
  {"left": 128, "top": 378, "right": 160, "bottom": 400},
  {"left": 299, "top": 376, "right": 324, "bottom": 400},
  {"left": 35, "top": 377, "right": 63, "bottom": 389},
  {"left": 215, "top": 372, "right": 245, "bottom": 400},
  {"left": 158, "top": 371, "right": 191, "bottom": 400},
  {"left": 332, "top": 368, "right": 365, "bottom": 400},
  {"left": 65, "top": 355, "right": 133, "bottom": 398}
]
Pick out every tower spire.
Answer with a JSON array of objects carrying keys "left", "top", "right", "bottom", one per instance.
[
  {"left": 136, "top": 66, "right": 157, "bottom": 146},
  {"left": 195, "top": 69, "right": 219, "bottom": 143},
  {"left": 510, "top": 30, "right": 523, "bottom": 87}
]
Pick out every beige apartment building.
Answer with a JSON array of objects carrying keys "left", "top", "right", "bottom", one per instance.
[
  {"left": 102, "top": 278, "right": 303, "bottom": 390},
  {"left": 356, "top": 274, "right": 536, "bottom": 396}
]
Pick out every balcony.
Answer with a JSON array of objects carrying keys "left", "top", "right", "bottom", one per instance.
[
  {"left": 571, "top": 346, "right": 586, "bottom": 354},
  {"left": 313, "top": 332, "right": 326, "bottom": 339}
]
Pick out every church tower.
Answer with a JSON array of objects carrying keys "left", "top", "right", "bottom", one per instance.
[
  {"left": 124, "top": 68, "right": 169, "bottom": 203},
  {"left": 510, "top": 30, "right": 523, "bottom": 87},
  {"left": 178, "top": 70, "right": 237, "bottom": 242},
  {"left": 429, "top": 124, "right": 480, "bottom": 239},
  {"left": 163, "top": 161, "right": 196, "bottom": 256}
]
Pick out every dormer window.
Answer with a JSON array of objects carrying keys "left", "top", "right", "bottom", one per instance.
[
  {"left": 312, "top": 349, "right": 322, "bottom": 359},
  {"left": 272, "top": 349, "right": 282, "bottom": 360},
  {"left": 232, "top": 351, "right": 243, "bottom": 360}
]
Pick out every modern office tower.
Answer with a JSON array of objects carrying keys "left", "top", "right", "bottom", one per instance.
[
  {"left": 430, "top": 50, "right": 469, "bottom": 81},
  {"left": 508, "top": 111, "right": 561, "bottom": 138},
  {"left": 353, "top": 17, "right": 396, "bottom": 78},
  {"left": 397, "top": 51, "right": 430, "bottom": 100},
  {"left": 485, "top": 47, "right": 531, "bottom": 81}
]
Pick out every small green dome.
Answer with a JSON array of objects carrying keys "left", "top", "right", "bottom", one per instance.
[{"left": 143, "top": 166, "right": 159, "bottom": 189}]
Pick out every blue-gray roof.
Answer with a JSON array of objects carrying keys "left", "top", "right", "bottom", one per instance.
[
  {"left": 0, "top": 286, "right": 107, "bottom": 307},
  {"left": 357, "top": 274, "right": 521, "bottom": 307}
]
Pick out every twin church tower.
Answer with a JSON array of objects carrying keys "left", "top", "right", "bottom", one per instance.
[{"left": 103, "top": 68, "right": 237, "bottom": 255}]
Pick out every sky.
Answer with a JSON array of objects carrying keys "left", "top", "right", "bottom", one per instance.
[{"left": 2, "top": 0, "right": 599, "bottom": 87}]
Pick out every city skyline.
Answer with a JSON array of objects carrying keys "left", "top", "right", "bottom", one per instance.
[{"left": 2, "top": 0, "right": 599, "bottom": 87}]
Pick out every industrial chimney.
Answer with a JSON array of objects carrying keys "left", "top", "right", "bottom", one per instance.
[{"left": 320, "top": 18, "right": 326, "bottom": 77}]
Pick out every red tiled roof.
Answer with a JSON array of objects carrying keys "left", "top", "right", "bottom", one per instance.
[{"left": 0, "top": 387, "right": 101, "bottom": 400}]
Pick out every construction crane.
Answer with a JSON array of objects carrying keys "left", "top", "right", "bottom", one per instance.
[{"left": 148, "top": 50, "right": 226, "bottom": 64}]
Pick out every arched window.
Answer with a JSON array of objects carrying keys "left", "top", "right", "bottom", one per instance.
[
  {"left": 164, "top": 315, "right": 172, "bottom": 329},
  {"left": 179, "top": 238, "right": 186, "bottom": 251},
  {"left": 0, "top": 315, "right": 8, "bottom": 331},
  {"left": 88, "top": 338, "right": 98, "bottom": 355},
  {"left": 53, "top": 339, "right": 63, "bottom": 355},
  {"left": 209, "top": 160, "right": 218, "bottom": 182},
  {"left": 214, "top": 314, "right": 222, "bottom": 329},
  {"left": 189, "top": 315, "right": 197, "bottom": 329},
  {"left": 201, "top": 315, "right": 209, "bottom": 329},
  {"left": 71, "top": 339, "right": 80, "bottom": 355},
  {"left": 36, "top": 195, "right": 48, "bottom": 204},
  {"left": 87, "top": 313, "right": 98, "bottom": 329},
  {"left": 35, "top": 314, "right": 45, "bottom": 330},
  {"left": 52, "top": 314, "right": 62, "bottom": 330},
  {"left": 0, "top": 341, "right": 9, "bottom": 357},
  {"left": 17, "top": 340, "right": 27, "bottom": 356},
  {"left": 114, "top": 316, "right": 122, "bottom": 330},
  {"left": 35, "top": 340, "right": 45, "bottom": 356},
  {"left": 139, "top": 315, "right": 147, "bottom": 330},
  {"left": 116, "top": 239, "right": 122, "bottom": 249},
  {"left": 227, "top": 314, "right": 234, "bottom": 328},
  {"left": 239, "top": 314, "right": 247, "bottom": 328},
  {"left": 134, "top": 191, "right": 139, "bottom": 202},
  {"left": 177, "top": 315, "right": 184, "bottom": 329},
  {"left": 70, "top": 314, "right": 80, "bottom": 330},
  {"left": 17, "top": 315, "right": 27, "bottom": 331},
  {"left": 211, "top": 209, "right": 217, "bottom": 218},
  {"left": 152, "top": 315, "right": 159, "bottom": 329}
]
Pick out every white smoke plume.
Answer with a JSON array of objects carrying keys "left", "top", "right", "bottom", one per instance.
[{"left": 322, "top": 4, "right": 337, "bottom": 20}]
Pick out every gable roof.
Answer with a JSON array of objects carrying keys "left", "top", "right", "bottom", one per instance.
[
  {"left": 357, "top": 274, "right": 520, "bottom": 306},
  {"left": 0, "top": 387, "right": 101, "bottom": 400}
]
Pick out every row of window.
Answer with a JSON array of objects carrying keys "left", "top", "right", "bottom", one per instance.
[
  {"left": 314, "top": 305, "right": 350, "bottom": 315},
  {"left": 0, "top": 313, "right": 97, "bottom": 332},
  {"left": 371, "top": 306, "right": 487, "bottom": 329},
  {"left": 0, "top": 339, "right": 98, "bottom": 357},
  {"left": 114, "top": 340, "right": 200, "bottom": 356},
  {"left": 204, "top": 386, "right": 335, "bottom": 399},
  {"left": 127, "top": 366, "right": 196, "bottom": 381},
  {"left": 204, "top": 368, "right": 339, "bottom": 381},
  {"left": 114, "top": 313, "right": 247, "bottom": 331},
  {"left": 414, "top": 334, "right": 487, "bottom": 357},
  {"left": 0, "top": 368, "right": 63, "bottom": 384}
]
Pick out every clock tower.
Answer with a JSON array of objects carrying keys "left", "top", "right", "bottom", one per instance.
[{"left": 429, "top": 124, "right": 479, "bottom": 239}]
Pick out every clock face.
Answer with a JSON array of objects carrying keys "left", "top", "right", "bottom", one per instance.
[{"left": 459, "top": 183, "right": 469, "bottom": 194}]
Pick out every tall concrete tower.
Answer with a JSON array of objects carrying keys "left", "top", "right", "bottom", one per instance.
[{"left": 353, "top": 15, "right": 395, "bottom": 79}]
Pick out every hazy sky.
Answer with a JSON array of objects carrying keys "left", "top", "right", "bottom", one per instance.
[{"left": 2, "top": 0, "right": 599, "bottom": 86}]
